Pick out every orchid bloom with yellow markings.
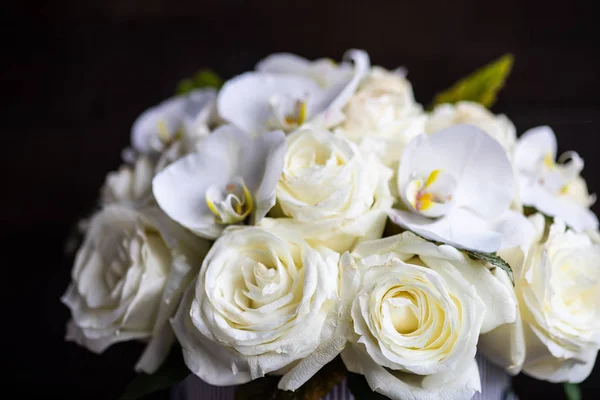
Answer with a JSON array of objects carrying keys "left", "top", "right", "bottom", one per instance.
[
  {"left": 256, "top": 52, "right": 352, "bottom": 88},
  {"left": 216, "top": 49, "right": 370, "bottom": 135},
  {"left": 514, "top": 126, "right": 598, "bottom": 232},
  {"left": 389, "top": 124, "right": 534, "bottom": 252},
  {"left": 152, "top": 125, "right": 286, "bottom": 239},
  {"left": 130, "top": 89, "right": 216, "bottom": 157}
]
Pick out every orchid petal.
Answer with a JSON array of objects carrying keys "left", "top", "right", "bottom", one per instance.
[
  {"left": 217, "top": 72, "right": 321, "bottom": 134},
  {"left": 514, "top": 126, "right": 557, "bottom": 176},
  {"left": 152, "top": 126, "right": 250, "bottom": 238},
  {"left": 240, "top": 130, "right": 286, "bottom": 223},
  {"left": 520, "top": 183, "right": 599, "bottom": 231},
  {"left": 256, "top": 53, "right": 313, "bottom": 75},
  {"left": 132, "top": 96, "right": 187, "bottom": 154},
  {"left": 390, "top": 207, "right": 522, "bottom": 252},
  {"left": 399, "top": 125, "right": 514, "bottom": 219},
  {"left": 311, "top": 49, "right": 370, "bottom": 126}
]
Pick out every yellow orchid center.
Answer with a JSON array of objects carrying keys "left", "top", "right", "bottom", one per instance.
[
  {"left": 544, "top": 153, "right": 555, "bottom": 169},
  {"left": 413, "top": 169, "right": 441, "bottom": 212},
  {"left": 156, "top": 119, "right": 182, "bottom": 145},
  {"left": 284, "top": 100, "right": 308, "bottom": 126},
  {"left": 405, "top": 168, "right": 456, "bottom": 219},
  {"left": 206, "top": 180, "right": 253, "bottom": 225}
]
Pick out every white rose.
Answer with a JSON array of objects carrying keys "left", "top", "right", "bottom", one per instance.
[
  {"left": 273, "top": 126, "right": 393, "bottom": 252},
  {"left": 483, "top": 214, "right": 600, "bottom": 383},
  {"left": 101, "top": 155, "right": 154, "bottom": 206},
  {"left": 61, "top": 205, "right": 210, "bottom": 373},
  {"left": 171, "top": 224, "right": 357, "bottom": 391},
  {"left": 341, "top": 232, "right": 517, "bottom": 399},
  {"left": 338, "top": 66, "right": 426, "bottom": 166},
  {"left": 425, "top": 101, "right": 517, "bottom": 154}
]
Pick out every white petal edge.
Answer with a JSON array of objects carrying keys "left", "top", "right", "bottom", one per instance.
[{"left": 341, "top": 344, "right": 481, "bottom": 400}]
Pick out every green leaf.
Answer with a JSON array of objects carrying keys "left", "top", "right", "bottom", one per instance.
[
  {"left": 119, "top": 346, "right": 190, "bottom": 400},
  {"left": 235, "top": 356, "right": 347, "bottom": 400},
  {"left": 563, "top": 382, "right": 581, "bottom": 400},
  {"left": 176, "top": 68, "right": 223, "bottom": 95},
  {"left": 346, "top": 372, "right": 389, "bottom": 400},
  {"left": 462, "top": 249, "right": 514, "bottom": 284},
  {"left": 193, "top": 69, "right": 223, "bottom": 88},
  {"left": 429, "top": 53, "right": 514, "bottom": 109}
]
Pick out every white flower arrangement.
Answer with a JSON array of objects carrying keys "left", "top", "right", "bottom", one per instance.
[{"left": 62, "top": 49, "right": 599, "bottom": 400}]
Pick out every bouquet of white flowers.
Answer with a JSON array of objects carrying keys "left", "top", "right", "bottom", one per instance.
[{"left": 62, "top": 49, "right": 599, "bottom": 400}]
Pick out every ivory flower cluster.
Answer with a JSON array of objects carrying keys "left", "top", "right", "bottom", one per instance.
[{"left": 62, "top": 49, "right": 600, "bottom": 400}]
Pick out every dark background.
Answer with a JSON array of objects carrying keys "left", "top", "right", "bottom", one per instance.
[{"left": 3, "top": 0, "right": 599, "bottom": 399}]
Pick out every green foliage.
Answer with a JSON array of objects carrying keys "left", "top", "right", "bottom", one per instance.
[
  {"left": 176, "top": 68, "right": 223, "bottom": 95},
  {"left": 429, "top": 53, "right": 514, "bottom": 109},
  {"left": 563, "top": 382, "right": 581, "bottom": 400},
  {"left": 119, "top": 346, "right": 190, "bottom": 400},
  {"left": 463, "top": 249, "right": 514, "bottom": 284}
]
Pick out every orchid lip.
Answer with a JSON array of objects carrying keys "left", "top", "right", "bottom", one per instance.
[
  {"left": 404, "top": 169, "right": 456, "bottom": 218},
  {"left": 206, "top": 177, "right": 253, "bottom": 225}
]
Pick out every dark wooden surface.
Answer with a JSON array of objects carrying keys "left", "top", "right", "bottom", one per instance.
[{"left": 3, "top": 0, "right": 599, "bottom": 399}]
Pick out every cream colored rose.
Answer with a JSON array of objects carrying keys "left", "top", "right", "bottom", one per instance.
[
  {"left": 482, "top": 214, "right": 600, "bottom": 383},
  {"left": 338, "top": 66, "right": 426, "bottom": 166},
  {"left": 272, "top": 127, "right": 393, "bottom": 253},
  {"left": 61, "top": 205, "right": 210, "bottom": 373},
  {"left": 171, "top": 224, "right": 357, "bottom": 391},
  {"left": 426, "top": 101, "right": 516, "bottom": 154},
  {"left": 341, "top": 232, "right": 517, "bottom": 400},
  {"left": 101, "top": 155, "right": 154, "bottom": 206}
]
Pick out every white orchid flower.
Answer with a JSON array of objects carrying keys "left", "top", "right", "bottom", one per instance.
[
  {"left": 514, "top": 126, "right": 598, "bottom": 232},
  {"left": 388, "top": 124, "right": 534, "bottom": 252},
  {"left": 152, "top": 125, "right": 286, "bottom": 239},
  {"left": 256, "top": 52, "right": 353, "bottom": 87},
  {"left": 216, "top": 49, "right": 370, "bottom": 135},
  {"left": 130, "top": 88, "right": 216, "bottom": 157}
]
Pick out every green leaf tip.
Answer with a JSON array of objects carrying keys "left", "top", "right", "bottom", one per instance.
[
  {"left": 176, "top": 68, "right": 223, "bottom": 95},
  {"left": 429, "top": 53, "right": 514, "bottom": 109},
  {"left": 463, "top": 249, "right": 514, "bottom": 284},
  {"left": 563, "top": 382, "right": 581, "bottom": 400}
]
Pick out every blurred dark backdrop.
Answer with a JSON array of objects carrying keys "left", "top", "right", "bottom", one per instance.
[{"left": 3, "top": 0, "right": 599, "bottom": 399}]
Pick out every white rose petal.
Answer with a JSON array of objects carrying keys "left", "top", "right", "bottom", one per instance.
[
  {"left": 514, "top": 125, "right": 598, "bottom": 232},
  {"left": 426, "top": 101, "right": 517, "bottom": 155},
  {"left": 481, "top": 214, "right": 600, "bottom": 383},
  {"left": 61, "top": 205, "right": 210, "bottom": 373},
  {"left": 338, "top": 66, "right": 427, "bottom": 166},
  {"left": 389, "top": 124, "right": 534, "bottom": 252},
  {"left": 101, "top": 155, "right": 154, "bottom": 206},
  {"left": 272, "top": 126, "right": 393, "bottom": 252},
  {"left": 341, "top": 231, "right": 502, "bottom": 400},
  {"left": 171, "top": 224, "right": 355, "bottom": 390}
]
